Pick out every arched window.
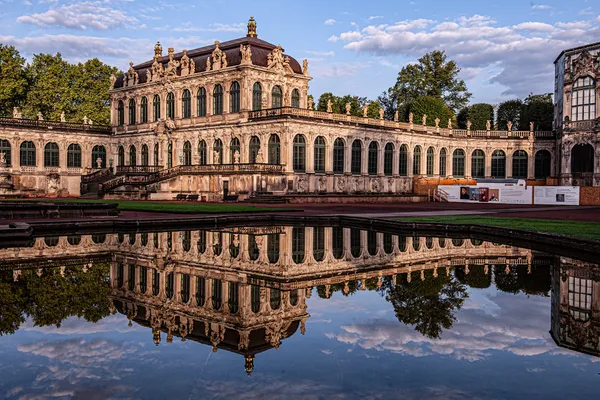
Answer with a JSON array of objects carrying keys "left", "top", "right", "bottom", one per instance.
[
  {"left": 439, "top": 148, "right": 447, "bottom": 177},
  {"left": 291, "top": 88, "right": 300, "bottom": 108},
  {"left": 128, "top": 99, "right": 136, "bottom": 125},
  {"left": 314, "top": 136, "right": 326, "bottom": 173},
  {"left": 368, "top": 142, "right": 378, "bottom": 175},
  {"left": 0, "top": 140, "right": 11, "bottom": 167},
  {"left": 213, "top": 139, "right": 223, "bottom": 164},
  {"left": 197, "top": 87, "right": 207, "bottom": 116},
  {"left": 44, "top": 142, "right": 59, "bottom": 167},
  {"left": 270, "top": 288, "right": 281, "bottom": 310},
  {"left": 350, "top": 229, "right": 361, "bottom": 258},
  {"left": 292, "top": 227, "right": 305, "bottom": 264},
  {"left": 413, "top": 146, "right": 421, "bottom": 175},
  {"left": 154, "top": 144, "right": 159, "bottom": 166},
  {"left": 384, "top": 143, "right": 394, "bottom": 176},
  {"left": 267, "top": 234, "right": 280, "bottom": 263},
  {"left": 572, "top": 144, "right": 594, "bottom": 173},
  {"left": 166, "top": 92, "right": 175, "bottom": 119},
  {"left": 471, "top": 149, "right": 485, "bottom": 178},
  {"left": 333, "top": 138, "right": 345, "bottom": 174},
  {"left": 367, "top": 231, "right": 377, "bottom": 256},
  {"left": 535, "top": 150, "right": 551, "bottom": 179},
  {"left": 230, "top": 81, "right": 240, "bottom": 113},
  {"left": 14, "top": 145, "right": 35, "bottom": 172},
  {"left": 117, "top": 100, "right": 124, "bottom": 126},
  {"left": 512, "top": 150, "right": 528, "bottom": 179},
  {"left": 213, "top": 84, "right": 223, "bottom": 115},
  {"left": 452, "top": 149, "right": 465, "bottom": 177},
  {"left": 117, "top": 146, "right": 125, "bottom": 166},
  {"left": 152, "top": 95, "right": 160, "bottom": 122},
  {"left": 198, "top": 140, "right": 207, "bottom": 165},
  {"left": 141, "top": 144, "right": 149, "bottom": 166},
  {"left": 426, "top": 147, "right": 434, "bottom": 176},
  {"left": 313, "top": 226, "right": 325, "bottom": 261},
  {"left": 293, "top": 134, "right": 306, "bottom": 172},
  {"left": 67, "top": 144, "right": 81, "bottom": 168},
  {"left": 140, "top": 96, "right": 148, "bottom": 123},
  {"left": 399, "top": 144, "right": 408, "bottom": 176},
  {"left": 183, "top": 141, "right": 192, "bottom": 165},
  {"left": 351, "top": 140, "right": 362, "bottom": 175},
  {"left": 249, "top": 136, "right": 260, "bottom": 163},
  {"left": 252, "top": 82, "right": 262, "bottom": 111},
  {"left": 230, "top": 137, "right": 240, "bottom": 163},
  {"left": 167, "top": 142, "right": 173, "bottom": 168},
  {"left": 129, "top": 145, "right": 137, "bottom": 166},
  {"left": 182, "top": 89, "right": 191, "bottom": 118},
  {"left": 268, "top": 134, "right": 280, "bottom": 164},
  {"left": 491, "top": 150, "right": 506, "bottom": 178},
  {"left": 272, "top": 85, "right": 282, "bottom": 108},
  {"left": 332, "top": 226, "right": 344, "bottom": 259},
  {"left": 572, "top": 76, "right": 596, "bottom": 121}
]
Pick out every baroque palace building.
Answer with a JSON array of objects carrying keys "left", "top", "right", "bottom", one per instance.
[{"left": 1, "top": 19, "right": 599, "bottom": 199}]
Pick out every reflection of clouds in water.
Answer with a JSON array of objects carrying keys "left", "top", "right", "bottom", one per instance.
[
  {"left": 21, "top": 313, "right": 142, "bottom": 335},
  {"left": 328, "top": 291, "right": 597, "bottom": 362}
]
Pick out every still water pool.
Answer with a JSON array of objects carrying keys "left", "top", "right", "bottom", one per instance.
[{"left": 0, "top": 226, "right": 598, "bottom": 399}]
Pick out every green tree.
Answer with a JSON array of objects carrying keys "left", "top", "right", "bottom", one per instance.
[
  {"left": 520, "top": 93, "right": 553, "bottom": 131},
  {"left": 403, "top": 96, "right": 454, "bottom": 127},
  {"left": 496, "top": 99, "right": 523, "bottom": 130},
  {"left": 0, "top": 44, "right": 29, "bottom": 117},
  {"left": 376, "top": 88, "right": 399, "bottom": 120},
  {"left": 391, "top": 50, "right": 471, "bottom": 113},
  {"left": 457, "top": 103, "right": 494, "bottom": 130},
  {"left": 317, "top": 92, "right": 340, "bottom": 113},
  {"left": 367, "top": 101, "right": 381, "bottom": 118}
]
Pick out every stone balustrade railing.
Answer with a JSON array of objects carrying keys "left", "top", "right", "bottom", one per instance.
[{"left": 0, "top": 116, "right": 111, "bottom": 134}]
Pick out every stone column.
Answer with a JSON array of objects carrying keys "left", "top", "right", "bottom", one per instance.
[
  {"left": 361, "top": 142, "right": 368, "bottom": 175},
  {"left": 465, "top": 149, "right": 472, "bottom": 178},
  {"left": 485, "top": 150, "right": 492, "bottom": 178},
  {"left": 506, "top": 151, "right": 513, "bottom": 178},
  {"left": 325, "top": 141, "right": 333, "bottom": 173},
  {"left": 306, "top": 136, "right": 314, "bottom": 174},
  {"left": 377, "top": 144, "right": 384, "bottom": 176}
]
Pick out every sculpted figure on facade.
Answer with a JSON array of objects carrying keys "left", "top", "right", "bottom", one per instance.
[
  {"left": 12, "top": 107, "right": 21, "bottom": 119},
  {"left": 466, "top": 120, "right": 472, "bottom": 130},
  {"left": 0, "top": 152, "right": 6, "bottom": 168},
  {"left": 336, "top": 176, "right": 346, "bottom": 192},
  {"left": 371, "top": 178, "right": 382, "bottom": 192},
  {"left": 486, "top": 120, "right": 491, "bottom": 130},
  {"left": 83, "top": 116, "right": 89, "bottom": 125},
  {"left": 297, "top": 176, "right": 308, "bottom": 192},
  {"left": 448, "top": 118, "right": 452, "bottom": 129},
  {"left": 573, "top": 51, "right": 595, "bottom": 78},
  {"left": 346, "top": 102, "right": 351, "bottom": 115},
  {"left": 327, "top": 99, "right": 333, "bottom": 113},
  {"left": 394, "top": 110, "right": 399, "bottom": 122},
  {"left": 318, "top": 176, "right": 326, "bottom": 192},
  {"left": 256, "top": 148, "right": 264, "bottom": 163},
  {"left": 165, "top": 118, "right": 176, "bottom": 131},
  {"left": 307, "top": 97, "right": 314, "bottom": 110},
  {"left": 302, "top": 59, "right": 309, "bottom": 76},
  {"left": 363, "top": 104, "right": 368, "bottom": 118},
  {"left": 37, "top": 112, "right": 44, "bottom": 121},
  {"left": 379, "top": 108, "right": 384, "bottom": 120},
  {"left": 211, "top": 41, "right": 227, "bottom": 70},
  {"left": 530, "top": 121, "right": 535, "bottom": 131},
  {"left": 151, "top": 57, "right": 164, "bottom": 80},
  {"left": 146, "top": 69, "right": 152, "bottom": 83},
  {"left": 422, "top": 114, "right": 427, "bottom": 126},
  {"left": 206, "top": 56, "right": 212, "bottom": 71},
  {"left": 165, "top": 48, "right": 180, "bottom": 78},
  {"left": 435, "top": 117, "right": 440, "bottom": 128},
  {"left": 96, "top": 157, "right": 103, "bottom": 169},
  {"left": 154, "top": 41, "right": 163, "bottom": 57},
  {"left": 507, "top": 121, "right": 513, "bottom": 131},
  {"left": 127, "top": 62, "right": 139, "bottom": 86},
  {"left": 109, "top": 74, "right": 116, "bottom": 89},
  {"left": 240, "top": 44, "right": 253, "bottom": 65},
  {"left": 267, "top": 45, "right": 291, "bottom": 74},
  {"left": 180, "top": 50, "right": 191, "bottom": 77},
  {"left": 233, "top": 150, "right": 240, "bottom": 164}
]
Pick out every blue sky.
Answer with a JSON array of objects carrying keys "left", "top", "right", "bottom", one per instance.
[{"left": 1, "top": 0, "right": 599, "bottom": 104}]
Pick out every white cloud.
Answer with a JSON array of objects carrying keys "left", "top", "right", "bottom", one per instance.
[
  {"left": 16, "top": 2, "right": 138, "bottom": 30},
  {"left": 555, "top": 21, "right": 591, "bottom": 29},
  {"left": 306, "top": 50, "right": 335, "bottom": 57},
  {"left": 579, "top": 7, "right": 593, "bottom": 15},
  {"left": 512, "top": 22, "right": 555, "bottom": 32},
  {"left": 368, "top": 16, "right": 384, "bottom": 21},
  {"left": 324, "top": 18, "right": 336, "bottom": 26},
  {"left": 532, "top": 4, "right": 552, "bottom": 10}
]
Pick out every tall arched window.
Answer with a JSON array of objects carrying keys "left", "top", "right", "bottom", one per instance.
[
  {"left": 152, "top": 95, "right": 160, "bottom": 122},
  {"left": 292, "top": 227, "right": 305, "bottom": 264},
  {"left": 198, "top": 140, "right": 207, "bottom": 165},
  {"left": 452, "top": 149, "right": 465, "bottom": 177},
  {"left": 154, "top": 143, "right": 159, "bottom": 166},
  {"left": 535, "top": 150, "right": 551, "bottom": 179},
  {"left": 351, "top": 140, "right": 362, "bottom": 175},
  {"left": 167, "top": 142, "right": 172, "bottom": 168},
  {"left": 128, "top": 99, "right": 136, "bottom": 125},
  {"left": 183, "top": 141, "right": 192, "bottom": 165},
  {"left": 384, "top": 143, "right": 394, "bottom": 176},
  {"left": 129, "top": 145, "right": 137, "bottom": 166},
  {"left": 572, "top": 76, "right": 596, "bottom": 121},
  {"left": 213, "top": 84, "right": 223, "bottom": 115},
  {"left": 471, "top": 149, "right": 485, "bottom": 178},
  {"left": 439, "top": 148, "right": 447, "bottom": 177},
  {"left": 252, "top": 82, "right": 262, "bottom": 111},
  {"left": 230, "top": 137, "right": 240, "bottom": 163},
  {"left": 44, "top": 142, "right": 59, "bottom": 167},
  {"left": 399, "top": 144, "right": 408, "bottom": 176},
  {"left": 0, "top": 140, "right": 11, "bottom": 167},
  {"left": 413, "top": 146, "right": 421, "bottom": 175},
  {"left": 140, "top": 96, "right": 148, "bottom": 123},
  {"left": 272, "top": 85, "right": 282, "bottom": 108},
  {"left": 249, "top": 136, "right": 260, "bottom": 163},
  {"left": 293, "top": 134, "right": 306, "bottom": 172},
  {"left": 491, "top": 150, "right": 506, "bottom": 178},
  {"left": 213, "top": 139, "right": 223, "bottom": 164},
  {"left": 117, "top": 146, "right": 125, "bottom": 166},
  {"left": 333, "top": 138, "right": 345, "bottom": 174},
  {"left": 313, "top": 226, "right": 325, "bottom": 261},
  {"left": 267, "top": 234, "right": 280, "bottom": 263},
  {"left": 166, "top": 92, "right": 175, "bottom": 119},
  {"left": 141, "top": 144, "right": 149, "bottom": 166},
  {"left": 314, "top": 136, "right": 326, "bottom": 173},
  {"left": 67, "top": 144, "right": 81, "bottom": 168},
  {"left": 182, "top": 89, "right": 191, "bottom": 118},
  {"left": 268, "top": 134, "right": 280, "bottom": 164},
  {"left": 368, "top": 142, "right": 378, "bottom": 175},
  {"left": 117, "top": 100, "right": 124, "bottom": 126},
  {"left": 426, "top": 147, "right": 434, "bottom": 176},
  {"left": 197, "top": 87, "right": 207, "bottom": 116},
  {"left": 291, "top": 89, "right": 300, "bottom": 108},
  {"left": 512, "top": 150, "right": 528, "bottom": 179},
  {"left": 230, "top": 81, "right": 240, "bottom": 113}
]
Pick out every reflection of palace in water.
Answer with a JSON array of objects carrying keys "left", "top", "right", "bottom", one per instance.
[{"left": 2, "top": 225, "right": 599, "bottom": 372}]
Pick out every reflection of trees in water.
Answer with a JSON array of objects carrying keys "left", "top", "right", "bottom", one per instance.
[
  {"left": 0, "top": 264, "right": 111, "bottom": 336},
  {"left": 493, "top": 265, "right": 551, "bottom": 296},
  {"left": 384, "top": 270, "right": 468, "bottom": 339},
  {"left": 455, "top": 266, "right": 492, "bottom": 289}
]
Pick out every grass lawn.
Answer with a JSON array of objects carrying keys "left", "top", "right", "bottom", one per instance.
[
  {"left": 399, "top": 215, "right": 600, "bottom": 241},
  {"left": 1, "top": 199, "right": 281, "bottom": 214}
]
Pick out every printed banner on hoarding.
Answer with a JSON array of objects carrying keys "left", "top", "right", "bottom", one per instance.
[
  {"left": 440, "top": 181, "right": 532, "bottom": 204},
  {"left": 534, "top": 186, "right": 580, "bottom": 205}
]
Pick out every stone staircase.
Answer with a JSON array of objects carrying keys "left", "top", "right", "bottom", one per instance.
[
  {"left": 244, "top": 192, "right": 289, "bottom": 204},
  {"left": 80, "top": 169, "right": 114, "bottom": 199}
]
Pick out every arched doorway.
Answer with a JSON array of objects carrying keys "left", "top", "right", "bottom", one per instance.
[{"left": 571, "top": 143, "right": 594, "bottom": 185}]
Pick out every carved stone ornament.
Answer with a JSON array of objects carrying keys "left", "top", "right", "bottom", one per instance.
[
  {"left": 127, "top": 62, "right": 139, "bottom": 86},
  {"left": 573, "top": 51, "right": 597, "bottom": 79},
  {"left": 422, "top": 114, "right": 427, "bottom": 126},
  {"left": 302, "top": 58, "right": 309, "bottom": 76},
  {"left": 152, "top": 57, "right": 164, "bottom": 81},
  {"left": 379, "top": 108, "right": 384, "bottom": 120},
  {"left": 318, "top": 176, "right": 326, "bottom": 191},
  {"left": 297, "top": 176, "right": 308, "bottom": 192},
  {"left": 180, "top": 49, "right": 192, "bottom": 77},
  {"left": 371, "top": 178, "right": 382, "bottom": 192},
  {"left": 154, "top": 41, "right": 163, "bottom": 57},
  {"left": 165, "top": 48, "right": 180, "bottom": 77},
  {"left": 363, "top": 105, "right": 368, "bottom": 118},
  {"left": 240, "top": 44, "right": 253, "bottom": 65},
  {"left": 409, "top": 112, "right": 413, "bottom": 124},
  {"left": 307, "top": 97, "right": 314, "bottom": 110},
  {"left": 267, "top": 45, "right": 293, "bottom": 74},
  {"left": 336, "top": 176, "right": 346, "bottom": 192},
  {"left": 256, "top": 148, "right": 264, "bottom": 163},
  {"left": 109, "top": 74, "right": 116, "bottom": 89},
  {"left": 233, "top": 150, "right": 240, "bottom": 164},
  {"left": 486, "top": 120, "right": 491, "bottom": 130},
  {"left": 435, "top": 117, "right": 440, "bottom": 128},
  {"left": 327, "top": 99, "right": 333, "bottom": 113},
  {"left": 466, "top": 120, "right": 472, "bottom": 130},
  {"left": 394, "top": 110, "right": 399, "bottom": 122},
  {"left": 448, "top": 118, "right": 452, "bottom": 129},
  {"left": 346, "top": 102, "right": 351, "bottom": 115},
  {"left": 37, "top": 112, "right": 44, "bottom": 121},
  {"left": 12, "top": 107, "right": 22, "bottom": 119},
  {"left": 507, "top": 121, "right": 513, "bottom": 131},
  {"left": 211, "top": 41, "right": 227, "bottom": 70}
]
